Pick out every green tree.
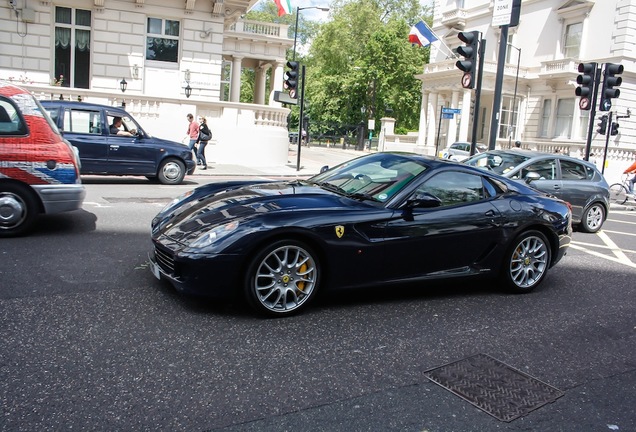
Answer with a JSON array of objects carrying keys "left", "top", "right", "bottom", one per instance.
[{"left": 305, "top": 0, "right": 431, "bottom": 138}]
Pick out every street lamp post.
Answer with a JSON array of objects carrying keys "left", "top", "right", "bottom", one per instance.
[{"left": 292, "top": 5, "right": 329, "bottom": 171}]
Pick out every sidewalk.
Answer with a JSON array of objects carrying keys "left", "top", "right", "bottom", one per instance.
[{"left": 194, "top": 145, "right": 369, "bottom": 177}]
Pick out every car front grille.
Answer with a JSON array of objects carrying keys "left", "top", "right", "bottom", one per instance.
[{"left": 154, "top": 245, "right": 176, "bottom": 275}]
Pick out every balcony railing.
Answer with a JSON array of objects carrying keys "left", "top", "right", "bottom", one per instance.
[{"left": 228, "top": 20, "right": 291, "bottom": 39}]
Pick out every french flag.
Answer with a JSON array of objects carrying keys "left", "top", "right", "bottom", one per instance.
[{"left": 408, "top": 21, "right": 438, "bottom": 47}]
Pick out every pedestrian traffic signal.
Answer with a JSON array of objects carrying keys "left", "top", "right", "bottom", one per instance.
[
  {"left": 599, "top": 63, "right": 623, "bottom": 111},
  {"left": 284, "top": 61, "right": 299, "bottom": 99},
  {"left": 611, "top": 122, "right": 619, "bottom": 136},
  {"left": 575, "top": 63, "right": 597, "bottom": 111},
  {"left": 456, "top": 31, "right": 479, "bottom": 89},
  {"left": 596, "top": 115, "right": 608, "bottom": 135}
]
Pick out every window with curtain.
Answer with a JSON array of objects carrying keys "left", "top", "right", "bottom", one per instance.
[
  {"left": 555, "top": 98, "right": 574, "bottom": 138},
  {"left": 498, "top": 96, "right": 517, "bottom": 139},
  {"left": 564, "top": 22, "right": 582, "bottom": 58},
  {"left": 146, "top": 18, "right": 180, "bottom": 63},
  {"left": 55, "top": 7, "right": 91, "bottom": 89},
  {"left": 540, "top": 99, "right": 552, "bottom": 137}
]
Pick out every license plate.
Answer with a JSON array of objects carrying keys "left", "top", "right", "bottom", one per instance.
[{"left": 149, "top": 259, "right": 161, "bottom": 280}]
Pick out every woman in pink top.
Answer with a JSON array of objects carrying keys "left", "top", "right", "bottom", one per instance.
[{"left": 186, "top": 113, "right": 199, "bottom": 151}]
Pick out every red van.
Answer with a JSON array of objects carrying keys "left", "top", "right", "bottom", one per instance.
[{"left": 0, "top": 81, "right": 85, "bottom": 237}]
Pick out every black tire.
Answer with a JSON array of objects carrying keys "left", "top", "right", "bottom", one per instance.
[
  {"left": 157, "top": 158, "right": 185, "bottom": 185},
  {"left": 244, "top": 239, "right": 320, "bottom": 317},
  {"left": 579, "top": 202, "right": 605, "bottom": 233},
  {"left": 0, "top": 183, "right": 39, "bottom": 237},
  {"left": 609, "top": 183, "right": 628, "bottom": 205},
  {"left": 500, "top": 230, "right": 551, "bottom": 293}
]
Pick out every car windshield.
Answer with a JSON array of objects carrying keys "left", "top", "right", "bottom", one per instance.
[
  {"left": 464, "top": 152, "right": 531, "bottom": 175},
  {"left": 307, "top": 153, "right": 428, "bottom": 202}
]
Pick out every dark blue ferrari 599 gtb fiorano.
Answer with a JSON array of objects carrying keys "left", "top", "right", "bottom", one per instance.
[{"left": 149, "top": 152, "right": 572, "bottom": 317}]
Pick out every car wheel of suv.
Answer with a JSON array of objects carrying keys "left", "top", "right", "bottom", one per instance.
[
  {"left": 244, "top": 240, "right": 320, "bottom": 317},
  {"left": 157, "top": 158, "right": 185, "bottom": 185},
  {"left": 0, "top": 183, "right": 39, "bottom": 237},
  {"left": 500, "top": 230, "right": 551, "bottom": 293},
  {"left": 580, "top": 202, "right": 605, "bottom": 233}
]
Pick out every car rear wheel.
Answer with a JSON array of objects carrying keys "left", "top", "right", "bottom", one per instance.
[
  {"left": 0, "top": 183, "right": 39, "bottom": 237},
  {"left": 579, "top": 202, "right": 605, "bottom": 233},
  {"left": 157, "top": 158, "right": 185, "bottom": 185},
  {"left": 501, "top": 230, "right": 551, "bottom": 293},
  {"left": 609, "top": 183, "right": 628, "bottom": 205},
  {"left": 244, "top": 240, "right": 320, "bottom": 317}
]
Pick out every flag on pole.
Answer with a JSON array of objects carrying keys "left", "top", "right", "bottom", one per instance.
[
  {"left": 274, "top": 0, "right": 292, "bottom": 16},
  {"left": 408, "top": 21, "right": 438, "bottom": 47}
]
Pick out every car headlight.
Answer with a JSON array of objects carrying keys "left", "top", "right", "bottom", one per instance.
[{"left": 188, "top": 221, "right": 239, "bottom": 249}]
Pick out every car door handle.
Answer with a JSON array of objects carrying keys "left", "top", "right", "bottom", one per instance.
[
  {"left": 485, "top": 210, "right": 496, "bottom": 217},
  {"left": 110, "top": 145, "right": 119, "bottom": 150}
]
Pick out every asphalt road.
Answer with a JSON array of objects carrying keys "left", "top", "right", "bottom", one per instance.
[{"left": 1, "top": 177, "right": 635, "bottom": 431}]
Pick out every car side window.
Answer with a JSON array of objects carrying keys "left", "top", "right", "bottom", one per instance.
[
  {"left": 560, "top": 159, "right": 589, "bottom": 180},
  {"left": 415, "top": 171, "right": 485, "bottom": 207},
  {"left": 519, "top": 159, "right": 557, "bottom": 180},
  {"left": 64, "top": 108, "right": 102, "bottom": 135},
  {"left": 0, "top": 99, "right": 27, "bottom": 135}
]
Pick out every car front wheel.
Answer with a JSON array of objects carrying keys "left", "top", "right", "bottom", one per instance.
[
  {"left": 0, "top": 183, "right": 39, "bottom": 237},
  {"left": 579, "top": 202, "right": 605, "bottom": 233},
  {"left": 157, "top": 158, "right": 186, "bottom": 185},
  {"left": 501, "top": 230, "right": 551, "bottom": 293},
  {"left": 244, "top": 240, "right": 320, "bottom": 317}
]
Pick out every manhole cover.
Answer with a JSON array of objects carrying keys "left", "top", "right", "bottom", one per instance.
[{"left": 424, "top": 353, "right": 564, "bottom": 422}]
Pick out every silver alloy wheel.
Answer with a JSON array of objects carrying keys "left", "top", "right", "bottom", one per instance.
[
  {"left": 0, "top": 192, "right": 27, "bottom": 231},
  {"left": 509, "top": 235, "right": 549, "bottom": 289},
  {"left": 583, "top": 203, "right": 604, "bottom": 232},
  {"left": 161, "top": 161, "right": 183, "bottom": 182},
  {"left": 253, "top": 244, "right": 317, "bottom": 313}
]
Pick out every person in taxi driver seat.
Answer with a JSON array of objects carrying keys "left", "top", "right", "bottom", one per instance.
[{"left": 109, "top": 116, "right": 135, "bottom": 137}]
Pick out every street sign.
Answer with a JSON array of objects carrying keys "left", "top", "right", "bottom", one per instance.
[
  {"left": 442, "top": 108, "right": 462, "bottom": 114},
  {"left": 442, "top": 113, "right": 454, "bottom": 119},
  {"left": 492, "top": 0, "right": 513, "bottom": 27}
]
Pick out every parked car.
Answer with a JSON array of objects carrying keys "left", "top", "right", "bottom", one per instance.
[
  {"left": 464, "top": 149, "right": 609, "bottom": 233},
  {"left": 40, "top": 101, "right": 196, "bottom": 185},
  {"left": 0, "top": 81, "right": 85, "bottom": 237},
  {"left": 440, "top": 141, "right": 488, "bottom": 161},
  {"left": 149, "top": 152, "right": 572, "bottom": 317}
]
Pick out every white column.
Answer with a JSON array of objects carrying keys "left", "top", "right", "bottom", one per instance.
[
  {"left": 230, "top": 56, "right": 243, "bottom": 103},
  {"left": 269, "top": 61, "right": 284, "bottom": 107},
  {"left": 253, "top": 64, "right": 270, "bottom": 105},
  {"left": 416, "top": 88, "right": 428, "bottom": 152},
  {"left": 446, "top": 90, "right": 460, "bottom": 147},
  {"left": 458, "top": 89, "right": 472, "bottom": 142},
  {"left": 426, "top": 92, "right": 439, "bottom": 155}
]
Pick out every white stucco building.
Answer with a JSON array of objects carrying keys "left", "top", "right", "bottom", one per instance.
[
  {"left": 415, "top": 0, "right": 636, "bottom": 181},
  {"left": 0, "top": 0, "right": 293, "bottom": 166}
]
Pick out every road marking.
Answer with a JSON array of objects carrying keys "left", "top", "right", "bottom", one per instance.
[
  {"left": 83, "top": 201, "right": 112, "bottom": 208},
  {"left": 570, "top": 230, "right": 636, "bottom": 268}
]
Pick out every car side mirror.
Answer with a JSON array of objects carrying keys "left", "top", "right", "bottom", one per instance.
[
  {"left": 524, "top": 172, "right": 541, "bottom": 184},
  {"left": 320, "top": 165, "right": 329, "bottom": 173},
  {"left": 404, "top": 192, "right": 442, "bottom": 209}
]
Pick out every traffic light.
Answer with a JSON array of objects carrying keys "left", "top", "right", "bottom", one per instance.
[
  {"left": 284, "top": 61, "right": 299, "bottom": 99},
  {"left": 575, "top": 63, "right": 596, "bottom": 111},
  {"left": 599, "top": 63, "right": 623, "bottom": 111},
  {"left": 596, "top": 115, "right": 608, "bottom": 135},
  {"left": 611, "top": 122, "right": 619, "bottom": 136},
  {"left": 456, "top": 31, "right": 479, "bottom": 89}
]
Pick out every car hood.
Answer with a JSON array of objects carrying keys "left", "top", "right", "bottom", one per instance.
[{"left": 156, "top": 181, "right": 370, "bottom": 243}]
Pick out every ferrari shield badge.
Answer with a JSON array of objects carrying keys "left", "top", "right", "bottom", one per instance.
[{"left": 335, "top": 225, "right": 345, "bottom": 238}]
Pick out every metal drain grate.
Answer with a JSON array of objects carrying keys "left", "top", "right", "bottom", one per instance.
[{"left": 424, "top": 353, "right": 564, "bottom": 422}]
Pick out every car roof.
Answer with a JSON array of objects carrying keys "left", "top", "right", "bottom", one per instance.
[
  {"left": 40, "top": 100, "right": 130, "bottom": 114},
  {"left": 0, "top": 80, "right": 31, "bottom": 97}
]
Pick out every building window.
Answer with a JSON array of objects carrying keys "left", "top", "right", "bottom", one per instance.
[
  {"left": 555, "top": 98, "right": 574, "bottom": 138},
  {"left": 54, "top": 7, "right": 91, "bottom": 89},
  {"left": 220, "top": 61, "right": 231, "bottom": 101},
  {"left": 578, "top": 110, "right": 589, "bottom": 140},
  {"left": 564, "top": 22, "right": 582, "bottom": 58},
  {"left": 146, "top": 18, "right": 180, "bottom": 63},
  {"left": 498, "top": 96, "right": 517, "bottom": 139},
  {"left": 540, "top": 99, "right": 552, "bottom": 137}
]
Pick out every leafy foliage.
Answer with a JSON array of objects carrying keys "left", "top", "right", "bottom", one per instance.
[{"left": 244, "top": 0, "right": 433, "bottom": 138}]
